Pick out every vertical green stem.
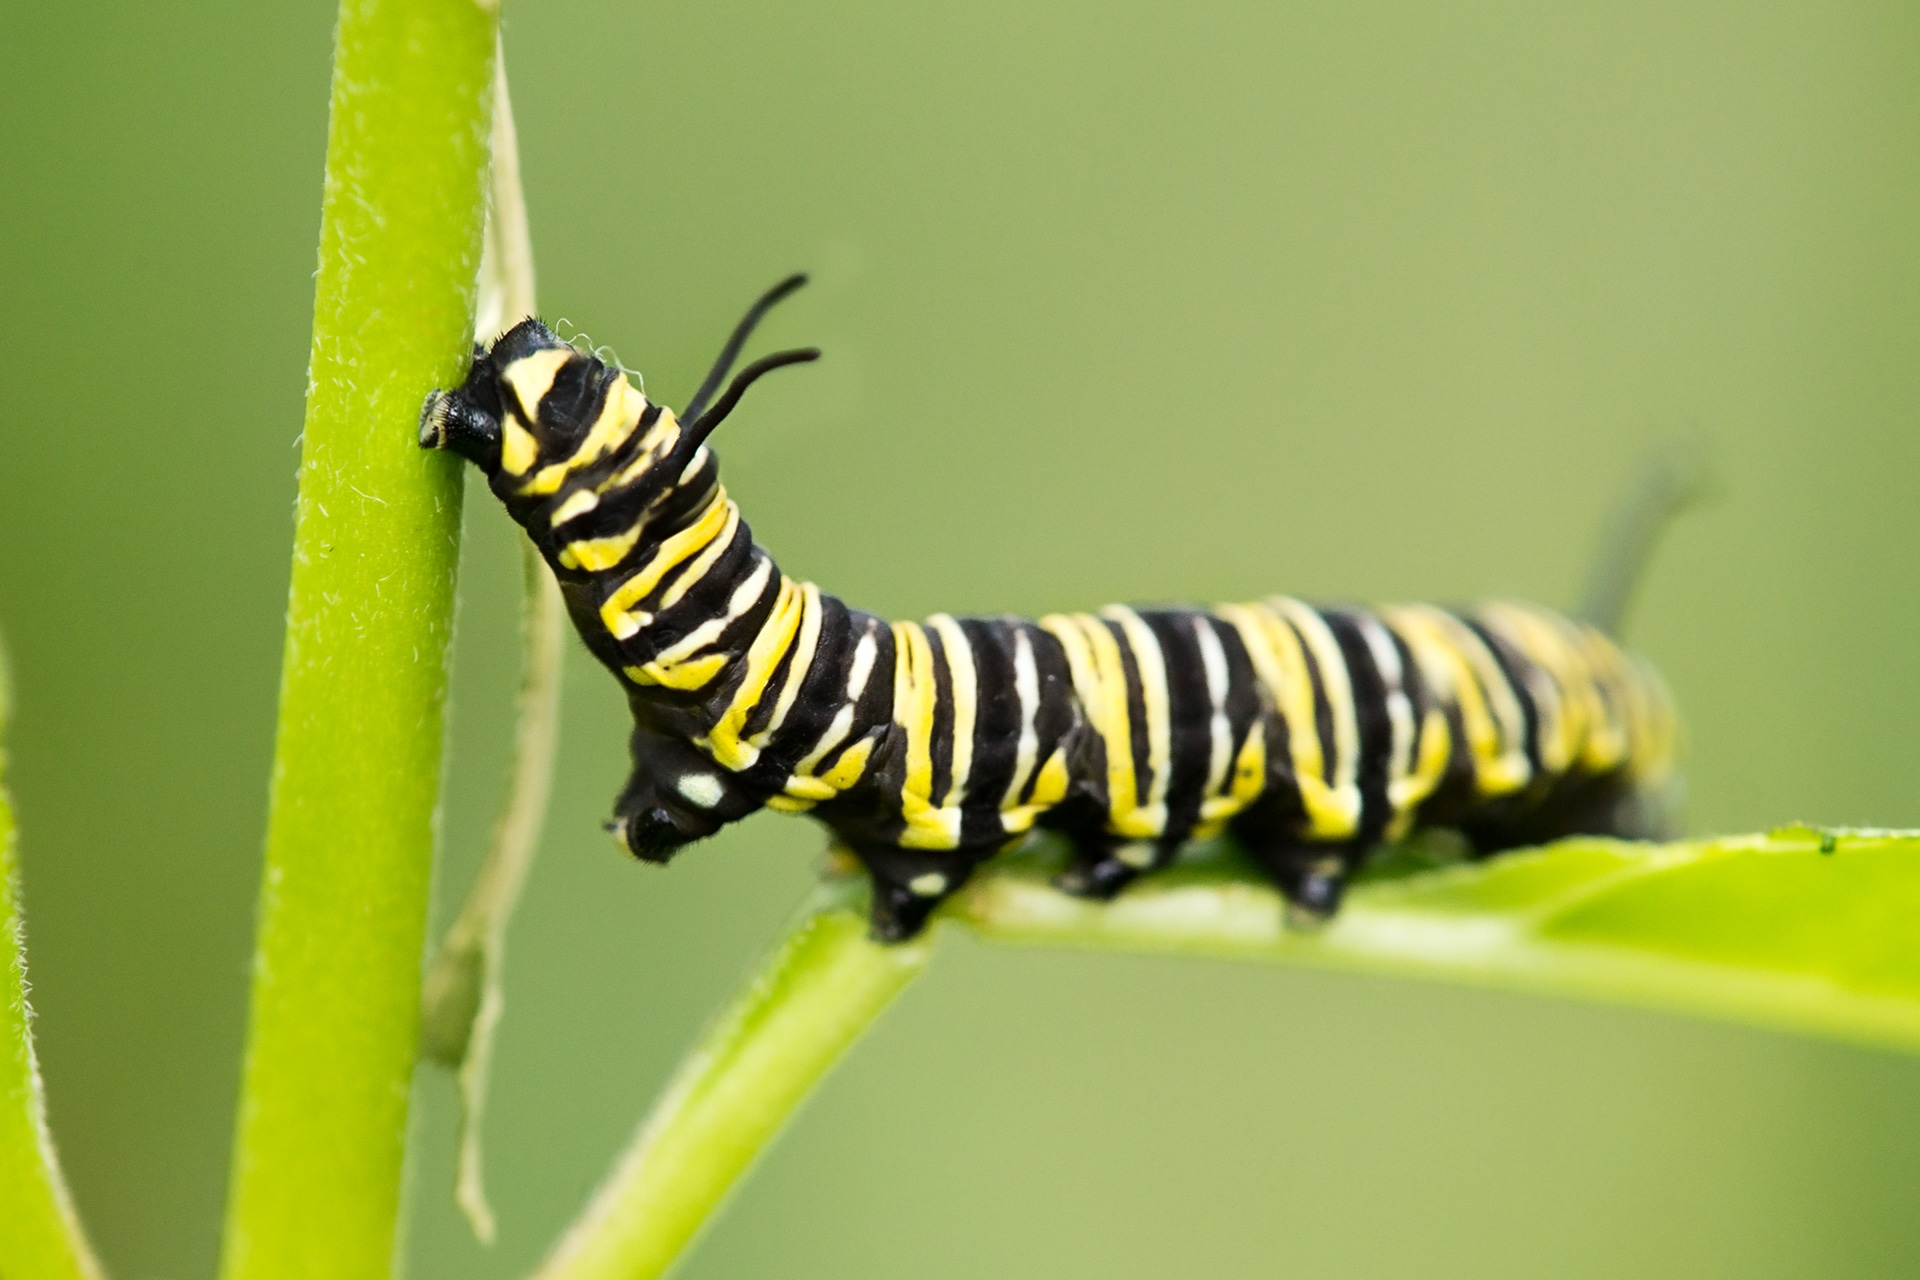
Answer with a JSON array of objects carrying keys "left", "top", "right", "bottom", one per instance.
[
  {"left": 218, "top": 3, "right": 498, "bottom": 1278},
  {"left": 531, "top": 883, "right": 931, "bottom": 1280},
  {"left": 420, "top": 46, "right": 562, "bottom": 1243},
  {"left": 0, "top": 649, "right": 104, "bottom": 1280}
]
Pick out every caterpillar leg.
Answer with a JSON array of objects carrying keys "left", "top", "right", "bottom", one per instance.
[
  {"left": 1243, "top": 841, "right": 1363, "bottom": 922},
  {"left": 1054, "top": 837, "right": 1179, "bottom": 900},
  {"left": 852, "top": 845, "right": 986, "bottom": 943}
]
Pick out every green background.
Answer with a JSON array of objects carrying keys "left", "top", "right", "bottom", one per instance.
[{"left": 6, "top": 1, "right": 1920, "bottom": 1276}]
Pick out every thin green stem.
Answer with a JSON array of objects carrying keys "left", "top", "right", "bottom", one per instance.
[
  {"left": 533, "top": 827, "right": 1920, "bottom": 1280},
  {"left": 217, "top": 2, "right": 498, "bottom": 1278},
  {"left": 0, "top": 644, "right": 105, "bottom": 1280},
  {"left": 419, "top": 42, "right": 563, "bottom": 1245},
  {"left": 531, "top": 882, "right": 931, "bottom": 1280}
]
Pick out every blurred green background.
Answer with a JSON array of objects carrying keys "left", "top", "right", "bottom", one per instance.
[{"left": 6, "top": 0, "right": 1920, "bottom": 1276}]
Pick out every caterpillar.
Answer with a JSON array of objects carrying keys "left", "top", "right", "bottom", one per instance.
[{"left": 421, "top": 275, "right": 1681, "bottom": 942}]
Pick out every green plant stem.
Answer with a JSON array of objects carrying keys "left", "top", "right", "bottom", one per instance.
[
  {"left": 534, "top": 828, "right": 1920, "bottom": 1280},
  {"left": 531, "top": 882, "right": 931, "bottom": 1280},
  {"left": 218, "top": 2, "right": 498, "bottom": 1278},
  {"left": 0, "top": 649, "right": 105, "bottom": 1280},
  {"left": 418, "top": 42, "right": 562, "bottom": 1245}
]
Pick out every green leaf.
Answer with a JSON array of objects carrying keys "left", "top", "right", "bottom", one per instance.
[
  {"left": 217, "top": 2, "right": 498, "bottom": 1278},
  {"left": 529, "top": 829, "right": 1920, "bottom": 1280},
  {"left": 951, "top": 829, "right": 1920, "bottom": 1054},
  {"left": 0, "top": 643, "right": 104, "bottom": 1280}
]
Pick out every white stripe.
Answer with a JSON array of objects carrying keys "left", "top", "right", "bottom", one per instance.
[
  {"left": 1195, "top": 616, "right": 1233, "bottom": 798},
  {"left": 1103, "top": 606, "right": 1172, "bottom": 820},
  {"left": 1356, "top": 614, "right": 1415, "bottom": 812},
  {"left": 794, "top": 624, "right": 878, "bottom": 776},
  {"left": 549, "top": 488, "right": 600, "bottom": 525},
  {"left": 1001, "top": 628, "right": 1042, "bottom": 822},
  {"left": 1270, "top": 598, "right": 1361, "bottom": 808},
  {"left": 646, "top": 556, "right": 771, "bottom": 667},
  {"left": 748, "top": 582, "right": 824, "bottom": 749},
  {"left": 928, "top": 615, "right": 977, "bottom": 807}
]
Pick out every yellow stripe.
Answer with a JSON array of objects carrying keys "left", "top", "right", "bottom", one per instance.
[
  {"left": 702, "top": 575, "right": 805, "bottom": 771},
  {"left": 765, "top": 794, "right": 817, "bottom": 813},
  {"left": 1429, "top": 609, "right": 1532, "bottom": 794},
  {"left": 891, "top": 622, "right": 958, "bottom": 849},
  {"left": 749, "top": 582, "right": 824, "bottom": 750},
  {"left": 501, "top": 347, "right": 571, "bottom": 418},
  {"left": 1269, "top": 599, "right": 1362, "bottom": 833},
  {"left": 641, "top": 557, "right": 772, "bottom": 674},
  {"left": 1196, "top": 724, "right": 1267, "bottom": 836},
  {"left": 521, "top": 378, "right": 647, "bottom": 497},
  {"left": 1001, "top": 748, "right": 1072, "bottom": 836},
  {"left": 604, "top": 409, "right": 685, "bottom": 491},
  {"left": 500, "top": 415, "right": 538, "bottom": 476},
  {"left": 1381, "top": 604, "right": 1530, "bottom": 797},
  {"left": 1570, "top": 624, "right": 1633, "bottom": 771},
  {"left": 787, "top": 627, "right": 879, "bottom": 789},
  {"left": 598, "top": 491, "right": 733, "bottom": 640},
  {"left": 622, "top": 652, "right": 727, "bottom": 690},
  {"left": 655, "top": 502, "right": 742, "bottom": 611},
  {"left": 1475, "top": 604, "right": 1567, "bottom": 775},
  {"left": 927, "top": 614, "right": 977, "bottom": 808},
  {"left": 1042, "top": 614, "right": 1151, "bottom": 839},
  {"left": 820, "top": 733, "right": 878, "bottom": 790},
  {"left": 1218, "top": 603, "right": 1354, "bottom": 838},
  {"left": 559, "top": 519, "right": 646, "bottom": 572},
  {"left": 1102, "top": 606, "right": 1171, "bottom": 834},
  {"left": 1397, "top": 706, "right": 1452, "bottom": 838}
]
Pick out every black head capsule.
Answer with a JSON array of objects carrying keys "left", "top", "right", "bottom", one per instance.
[
  {"left": 419, "top": 386, "right": 505, "bottom": 471},
  {"left": 420, "top": 341, "right": 507, "bottom": 472},
  {"left": 420, "top": 319, "right": 589, "bottom": 475}
]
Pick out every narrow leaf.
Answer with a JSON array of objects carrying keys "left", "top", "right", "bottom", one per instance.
[
  {"left": 952, "top": 831, "right": 1920, "bottom": 1053},
  {"left": 0, "top": 643, "right": 105, "bottom": 1280}
]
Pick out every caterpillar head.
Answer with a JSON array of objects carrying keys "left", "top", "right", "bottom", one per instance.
[{"left": 419, "top": 319, "right": 630, "bottom": 482}]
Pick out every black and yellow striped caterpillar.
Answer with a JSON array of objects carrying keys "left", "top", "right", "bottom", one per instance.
[{"left": 422, "top": 276, "right": 1681, "bottom": 941}]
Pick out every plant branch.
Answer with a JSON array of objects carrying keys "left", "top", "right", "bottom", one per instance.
[
  {"left": 217, "top": 2, "right": 499, "bottom": 1278},
  {"left": 0, "top": 642, "right": 105, "bottom": 1280},
  {"left": 419, "top": 41, "right": 565, "bottom": 1246},
  {"left": 534, "top": 827, "right": 1920, "bottom": 1280},
  {"left": 530, "top": 881, "right": 932, "bottom": 1280}
]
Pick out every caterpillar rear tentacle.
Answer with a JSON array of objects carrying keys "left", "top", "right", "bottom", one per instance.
[{"left": 423, "top": 276, "right": 1683, "bottom": 943}]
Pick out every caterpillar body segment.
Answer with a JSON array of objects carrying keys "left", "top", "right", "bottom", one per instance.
[{"left": 422, "top": 284, "right": 1680, "bottom": 942}]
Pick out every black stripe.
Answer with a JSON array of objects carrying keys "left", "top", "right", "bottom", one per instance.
[
  {"left": 1141, "top": 610, "right": 1213, "bottom": 841},
  {"left": 1459, "top": 612, "right": 1543, "bottom": 780},
  {"left": 1322, "top": 609, "right": 1393, "bottom": 844},
  {"left": 926, "top": 624, "right": 955, "bottom": 808},
  {"left": 1024, "top": 624, "right": 1084, "bottom": 807},
  {"left": 957, "top": 617, "right": 1021, "bottom": 847},
  {"left": 751, "top": 594, "right": 857, "bottom": 777},
  {"left": 1208, "top": 615, "right": 1264, "bottom": 800}
]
